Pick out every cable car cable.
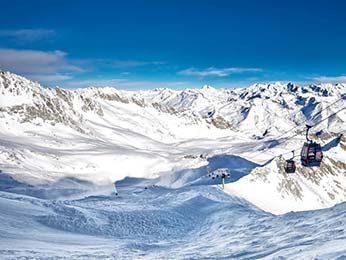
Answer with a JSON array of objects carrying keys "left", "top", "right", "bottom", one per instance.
[
  {"left": 248, "top": 106, "right": 346, "bottom": 163},
  {"left": 275, "top": 97, "right": 345, "bottom": 140}
]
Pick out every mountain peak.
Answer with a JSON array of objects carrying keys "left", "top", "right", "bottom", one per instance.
[{"left": 202, "top": 84, "right": 215, "bottom": 90}]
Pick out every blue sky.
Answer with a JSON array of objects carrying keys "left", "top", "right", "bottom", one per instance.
[{"left": 1, "top": 0, "right": 346, "bottom": 89}]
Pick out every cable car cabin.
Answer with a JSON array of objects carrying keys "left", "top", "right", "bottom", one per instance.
[
  {"left": 300, "top": 142, "right": 323, "bottom": 167},
  {"left": 285, "top": 159, "right": 296, "bottom": 173}
]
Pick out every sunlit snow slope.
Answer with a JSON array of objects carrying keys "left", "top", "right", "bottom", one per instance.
[
  {"left": 1, "top": 70, "right": 345, "bottom": 213},
  {"left": 1, "top": 70, "right": 346, "bottom": 258}
]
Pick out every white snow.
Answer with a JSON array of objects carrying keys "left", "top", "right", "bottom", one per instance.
[{"left": 0, "top": 70, "right": 345, "bottom": 258}]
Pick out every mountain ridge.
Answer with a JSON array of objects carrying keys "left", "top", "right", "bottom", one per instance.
[{"left": 1, "top": 70, "right": 345, "bottom": 135}]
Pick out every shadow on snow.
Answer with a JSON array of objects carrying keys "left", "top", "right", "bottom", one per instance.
[
  {"left": 0, "top": 153, "right": 259, "bottom": 198},
  {"left": 0, "top": 172, "right": 113, "bottom": 200},
  {"left": 157, "top": 154, "right": 259, "bottom": 188}
]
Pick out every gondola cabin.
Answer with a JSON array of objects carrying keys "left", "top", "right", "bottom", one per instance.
[
  {"left": 300, "top": 142, "right": 323, "bottom": 167},
  {"left": 285, "top": 159, "right": 296, "bottom": 173}
]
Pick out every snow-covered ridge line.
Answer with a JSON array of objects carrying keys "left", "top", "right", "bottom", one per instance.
[
  {"left": 1, "top": 70, "right": 345, "bottom": 135},
  {"left": 1, "top": 70, "right": 346, "bottom": 103}
]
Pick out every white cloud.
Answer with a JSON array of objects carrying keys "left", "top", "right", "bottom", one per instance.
[
  {"left": 0, "top": 48, "right": 83, "bottom": 74},
  {"left": 64, "top": 78, "right": 127, "bottom": 88},
  {"left": 96, "top": 59, "right": 164, "bottom": 68},
  {"left": 0, "top": 29, "right": 55, "bottom": 42},
  {"left": 311, "top": 75, "right": 346, "bottom": 84},
  {"left": 178, "top": 67, "right": 262, "bottom": 77},
  {"left": 64, "top": 78, "right": 189, "bottom": 90},
  {"left": 27, "top": 74, "right": 73, "bottom": 82},
  {"left": 73, "top": 59, "right": 165, "bottom": 71},
  {"left": 0, "top": 48, "right": 164, "bottom": 76},
  {"left": 0, "top": 48, "right": 169, "bottom": 86},
  {"left": 0, "top": 48, "right": 84, "bottom": 83}
]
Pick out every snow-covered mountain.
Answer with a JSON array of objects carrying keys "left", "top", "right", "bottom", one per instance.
[
  {"left": 1, "top": 70, "right": 346, "bottom": 258},
  {"left": 0, "top": 70, "right": 345, "bottom": 214}
]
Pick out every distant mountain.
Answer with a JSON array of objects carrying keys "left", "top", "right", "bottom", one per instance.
[{"left": 1, "top": 70, "right": 345, "bottom": 136}]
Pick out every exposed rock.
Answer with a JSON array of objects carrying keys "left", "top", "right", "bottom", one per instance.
[
  {"left": 210, "top": 116, "right": 233, "bottom": 129},
  {"left": 99, "top": 92, "right": 129, "bottom": 103}
]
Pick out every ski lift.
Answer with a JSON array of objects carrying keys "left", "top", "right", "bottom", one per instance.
[
  {"left": 284, "top": 150, "right": 296, "bottom": 173},
  {"left": 207, "top": 168, "right": 231, "bottom": 189},
  {"left": 301, "top": 125, "right": 323, "bottom": 167}
]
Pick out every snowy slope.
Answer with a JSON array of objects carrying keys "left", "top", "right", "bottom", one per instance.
[
  {"left": 1, "top": 70, "right": 346, "bottom": 258},
  {"left": 0, "top": 70, "right": 345, "bottom": 215},
  {"left": 0, "top": 182, "right": 345, "bottom": 259},
  {"left": 225, "top": 135, "right": 346, "bottom": 214}
]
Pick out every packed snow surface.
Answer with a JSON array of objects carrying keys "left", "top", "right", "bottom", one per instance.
[
  {"left": 0, "top": 71, "right": 345, "bottom": 258},
  {"left": 0, "top": 177, "right": 345, "bottom": 259}
]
